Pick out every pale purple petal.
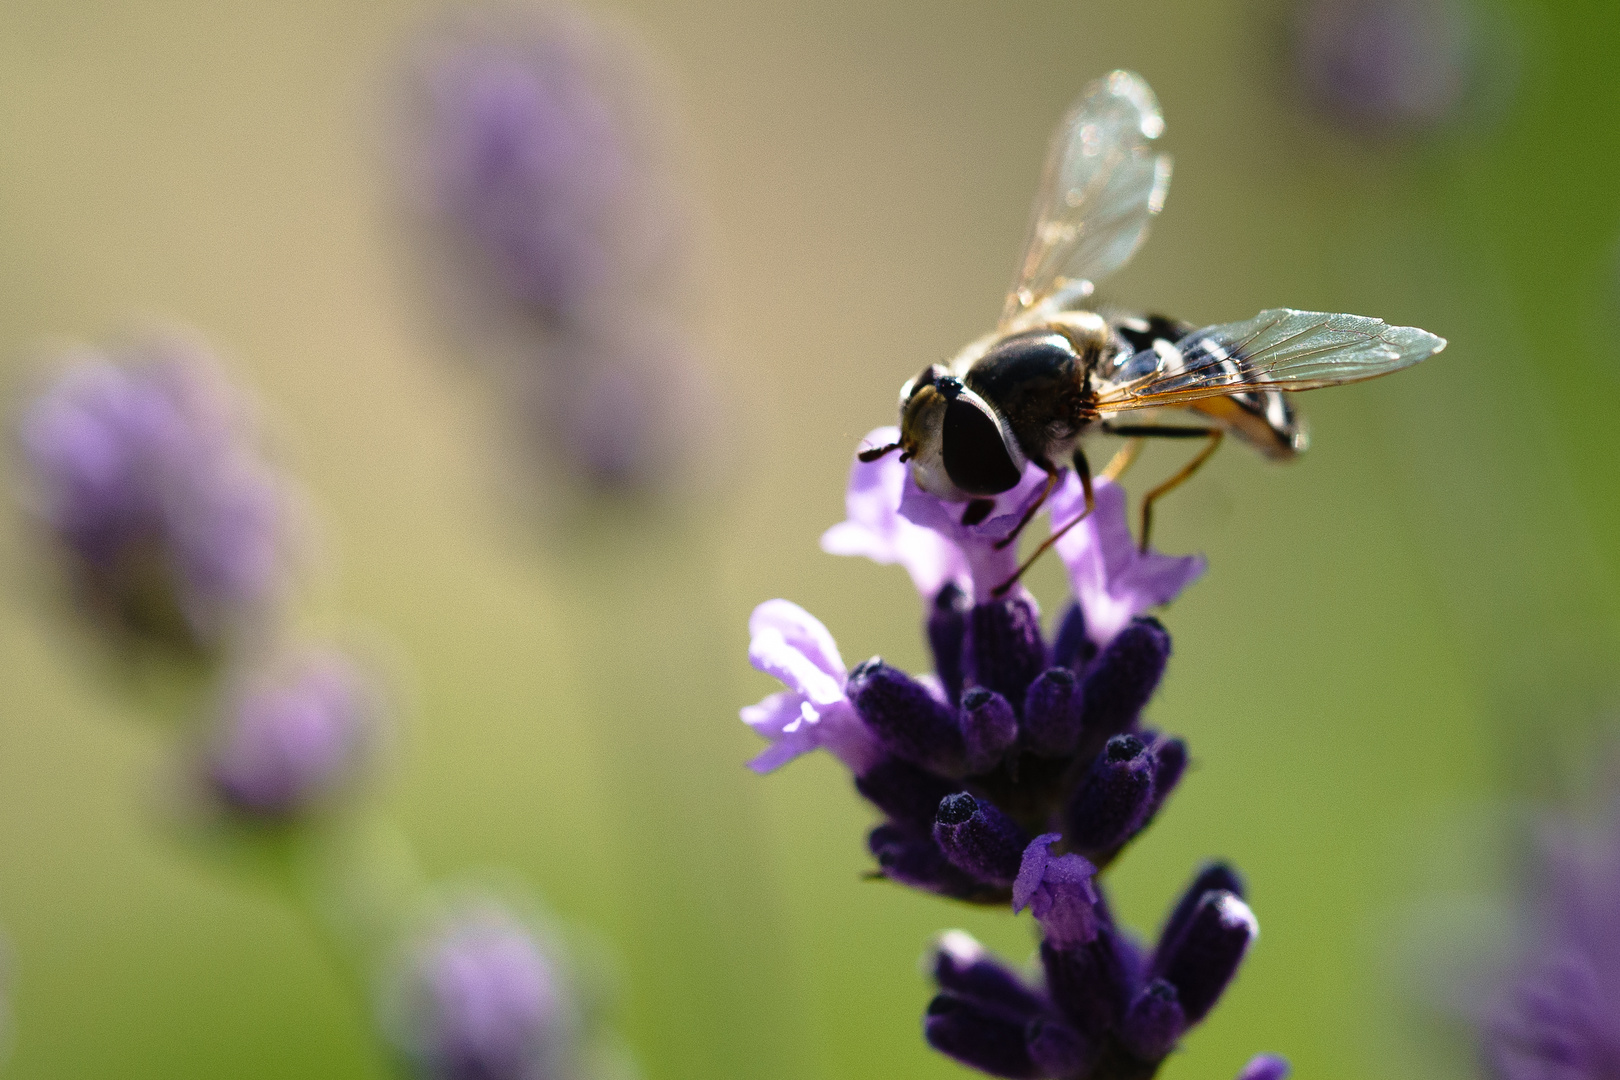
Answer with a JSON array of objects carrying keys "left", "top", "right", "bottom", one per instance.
[
  {"left": 1013, "top": 832, "right": 1065, "bottom": 912},
  {"left": 1048, "top": 474, "right": 1205, "bottom": 646},
  {"left": 741, "top": 695, "right": 877, "bottom": 775},
  {"left": 898, "top": 464, "right": 1050, "bottom": 601},
  {"left": 1012, "top": 833, "right": 1100, "bottom": 947},
  {"left": 747, "top": 599, "right": 846, "bottom": 705},
  {"left": 820, "top": 427, "right": 968, "bottom": 598}
]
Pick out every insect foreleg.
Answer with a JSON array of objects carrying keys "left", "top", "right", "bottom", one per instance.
[
  {"left": 990, "top": 448, "right": 1095, "bottom": 599},
  {"left": 992, "top": 465, "right": 1060, "bottom": 552}
]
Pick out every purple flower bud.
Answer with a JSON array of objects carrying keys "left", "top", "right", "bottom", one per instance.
[
  {"left": 1051, "top": 601, "right": 1097, "bottom": 672},
  {"left": 1153, "top": 890, "right": 1258, "bottom": 1023},
  {"left": 928, "top": 583, "right": 970, "bottom": 706},
  {"left": 385, "top": 902, "right": 569, "bottom": 1080},
  {"left": 869, "top": 824, "right": 992, "bottom": 902},
  {"left": 923, "top": 994, "right": 1040, "bottom": 1080},
  {"left": 847, "top": 659, "right": 964, "bottom": 774},
  {"left": 934, "top": 793, "right": 1030, "bottom": 888},
  {"left": 1040, "top": 928, "right": 1134, "bottom": 1041},
  {"left": 1293, "top": 0, "right": 1473, "bottom": 135},
  {"left": 1077, "top": 617, "right": 1170, "bottom": 753},
  {"left": 1012, "top": 834, "right": 1100, "bottom": 948},
  {"left": 1159, "top": 863, "right": 1248, "bottom": 957},
  {"left": 1066, "top": 735, "right": 1157, "bottom": 857},
  {"left": 928, "top": 931, "right": 1049, "bottom": 1021},
  {"left": 205, "top": 652, "right": 373, "bottom": 819},
  {"left": 960, "top": 687, "right": 1018, "bottom": 774},
  {"left": 854, "top": 755, "right": 958, "bottom": 832},
  {"left": 1024, "top": 1014, "right": 1095, "bottom": 1078},
  {"left": 966, "top": 596, "right": 1047, "bottom": 710},
  {"left": 1120, "top": 978, "right": 1186, "bottom": 1061},
  {"left": 1238, "top": 1054, "right": 1292, "bottom": 1080},
  {"left": 1022, "top": 667, "right": 1083, "bottom": 757},
  {"left": 18, "top": 344, "right": 287, "bottom": 650}
]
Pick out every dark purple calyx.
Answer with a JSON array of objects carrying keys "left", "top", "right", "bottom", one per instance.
[
  {"left": 967, "top": 596, "right": 1047, "bottom": 709},
  {"left": 1152, "top": 889, "right": 1256, "bottom": 1023},
  {"left": 1076, "top": 617, "right": 1170, "bottom": 755},
  {"left": 1067, "top": 735, "right": 1157, "bottom": 858},
  {"left": 929, "top": 582, "right": 970, "bottom": 706},
  {"left": 847, "top": 658, "right": 964, "bottom": 774},
  {"left": 924, "top": 995, "right": 1041, "bottom": 1079},
  {"left": 1022, "top": 666, "right": 1083, "bottom": 757},
  {"left": 1119, "top": 978, "right": 1186, "bottom": 1061},
  {"left": 960, "top": 687, "right": 1018, "bottom": 774},
  {"left": 934, "top": 793, "right": 1030, "bottom": 888}
]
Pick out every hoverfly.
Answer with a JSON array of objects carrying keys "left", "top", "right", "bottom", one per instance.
[{"left": 861, "top": 71, "right": 1446, "bottom": 594}]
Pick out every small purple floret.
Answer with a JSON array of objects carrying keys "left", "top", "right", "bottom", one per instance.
[
  {"left": 1237, "top": 1053, "right": 1292, "bottom": 1080},
  {"left": 1012, "top": 834, "right": 1100, "bottom": 948},
  {"left": 18, "top": 343, "right": 287, "bottom": 649},
  {"left": 206, "top": 651, "right": 373, "bottom": 819}
]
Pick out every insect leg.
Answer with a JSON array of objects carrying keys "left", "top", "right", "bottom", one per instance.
[
  {"left": 1100, "top": 437, "right": 1144, "bottom": 483},
  {"left": 992, "top": 465, "right": 1060, "bottom": 551},
  {"left": 1103, "top": 425, "right": 1224, "bottom": 553},
  {"left": 990, "top": 448, "right": 1095, "bottom": 598}
]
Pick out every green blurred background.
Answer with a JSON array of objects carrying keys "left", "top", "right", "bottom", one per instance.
[{"left": 1, "top": 0, "right": 1618, "bottom": 1077}]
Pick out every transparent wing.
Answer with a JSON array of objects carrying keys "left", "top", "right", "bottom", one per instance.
[
  {"left": 1094, "top": 308, "right": 1447, "bottom": 410},
  {"left": 999, "top": 70, "right": 1172, "bottom": 328}
]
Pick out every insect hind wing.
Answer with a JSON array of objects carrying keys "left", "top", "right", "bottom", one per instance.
[{"left": 1095, "top": 308, "right": 1447, "bottom": 409}]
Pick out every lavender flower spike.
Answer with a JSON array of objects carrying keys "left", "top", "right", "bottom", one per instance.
[
  {"left": 1236, "top": 1054, "right": 1291, "bottom": 1080},
  {"left": 742, "top": 599, "right": 880, "bottom": 774},
  {"left": 383, "top": 900, "right": 572, "bottom": 1080},
  {"left": 205, "top": 650, "right": 375, "bottom": 819},
  {"left": 18, "top": 340, "right": 287, "bottom": 650},
  {"left": 821, "top": 426, "right": 969, "bottom": 599},
  {"left": 1048, "top": 473, "right": 1205, "bottom": 648}
]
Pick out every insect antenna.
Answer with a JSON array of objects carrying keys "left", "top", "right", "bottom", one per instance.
[{"left": 858, "top": 441, "right": 902, "bottom": 463}]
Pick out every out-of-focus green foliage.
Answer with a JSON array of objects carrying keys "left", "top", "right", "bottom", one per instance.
[{"left": 0, "top": 1, "right": 1617, "bottom": 1078}]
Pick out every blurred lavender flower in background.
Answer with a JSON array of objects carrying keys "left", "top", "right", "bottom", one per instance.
[
  {"left": 16, "top": 337, "right": 288, "bottom": 652},
  {"left": 204, "top": 650, "right": 376, "bottom": 820},
  {"left": 739, "top": 431, "right": 1278, "bottom": 1076},
  {"left": 1292, "top": 0, "right": 1474, "bottom": 134},
  {"left": 381, "top": 895, "right": 631, "bottom": 1080},
  {"left": 398, "top": 3, "right": 712, "bottom": 492},
  {"left": 1478, "top": 782, "right": 1620, "bottom": 1079}
]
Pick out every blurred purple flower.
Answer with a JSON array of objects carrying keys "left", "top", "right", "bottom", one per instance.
[
  {"left": 386, "top": 901, "right": 571, "bottom": 1080},
  {"left": 408, "top": 7, "right": 648, "bottom": 321},
  {"left": 1294, "top": 0, "right": 1473, "bottom": 133},
  {"left": 1482, "top": 795, "right": 1620, "bottom": 1079},
  {"left": 17, "top": 340, "right": 286, "bottom": 650},
  {"left": 401, "top": 6, "right": 710, "bottom": 494},
  {"left": 205, "top": 651, "right": 374, "bottom": 819}
]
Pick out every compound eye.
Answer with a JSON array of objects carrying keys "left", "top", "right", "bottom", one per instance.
[{"left": 942, "top": 392, "right": 1022, "bottom": 495}]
